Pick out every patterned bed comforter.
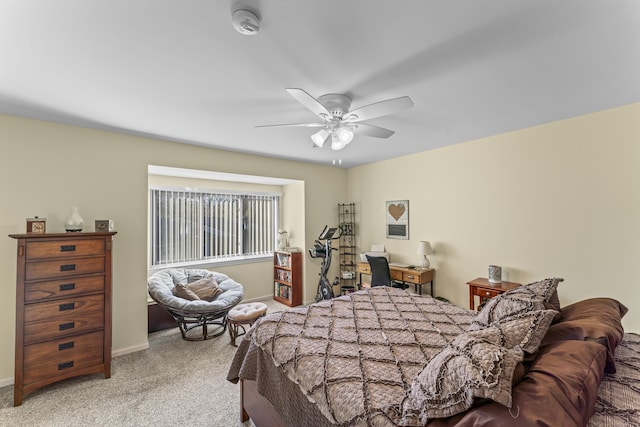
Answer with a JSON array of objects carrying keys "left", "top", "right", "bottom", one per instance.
[
  {"left": 227, "top": 288, "right": 631, "bottom": 426},
  {"left": 588, "top": 332, "right": 640, "bottom": 427},
  {"left": 228, "top": 287, "right": 474, "bottom": 426}
]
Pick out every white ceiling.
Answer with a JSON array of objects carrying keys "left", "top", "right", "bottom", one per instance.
[{"left": 1, "top": 1, "right": 639, "bottom": 168}]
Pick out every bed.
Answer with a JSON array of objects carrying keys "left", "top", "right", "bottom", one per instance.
[{"left": 227, "top": 278, "right": 630, "bottom": 426}]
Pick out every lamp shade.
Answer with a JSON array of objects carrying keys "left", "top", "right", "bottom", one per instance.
[
  {"left": 416, "top": 241, "right": 434, "bottom": 256},
  {"left": 331, "top": 134, "right": 346, "bottom": 150},
  {"left": 335, "top": 127, "right": 354, "bottom": 144},
  {"left": 311, "top": 128, "right": 330, "bottom": 147}
]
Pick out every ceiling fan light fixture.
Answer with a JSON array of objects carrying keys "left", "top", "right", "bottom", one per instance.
[
  {"left": 258, "top": 88, "right": 414, "bottom": 155},
  {"left": 335, "top": 127, "right": 354, "bottom": 144},
  {"left": 311, "top": 128, "right": 330, "bottom": 147},
  {"left": 331, "top": 133, "right": 349, "bottom": 150}
]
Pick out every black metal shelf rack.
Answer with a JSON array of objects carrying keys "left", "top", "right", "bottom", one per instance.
[{"left": 338, "top": 203, "right": 356, "bottom": 295}]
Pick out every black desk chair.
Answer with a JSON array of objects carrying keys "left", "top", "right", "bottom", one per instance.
[
  {"left": 366, "top": 255, "right": 409, "bottom": 289},
  {"left": 366, "top": 255, "right": 392, "bottom": 287}
]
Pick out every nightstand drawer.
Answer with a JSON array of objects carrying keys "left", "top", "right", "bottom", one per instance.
[
  {"left": 24, "top": 295, "right": 104, "bottom": 344},
  {"left": 25, "top": 275, "right": 105, "bottom": 302},
  {"left": 23, "top": 331, "right": 104, "bottom": 385},
  {"left": 467, "top": 277, "right": 522, "bottom": 310},
  {"left": 475, "top": 288, "right": 501, "bottom": 299},
  {"left": 25, "top": 256, "right": 105, "bottom": 281},
  {"left": 25, "top": 239, "right": 105, "bottom": 260}
]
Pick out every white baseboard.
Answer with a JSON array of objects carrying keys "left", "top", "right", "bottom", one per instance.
[
  {"left": 0, "top": 376, "right": 12, "bottom": 388},
  {"left": 244, "top": 294, "right": 275, "bottom": 303},
  {"left": 112, "top": 341, "right": 149, "bottom": 358}
]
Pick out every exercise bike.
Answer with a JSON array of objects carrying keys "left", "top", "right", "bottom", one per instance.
[{"left": 309, "top": 225, "right": 342, "bottom": 302}]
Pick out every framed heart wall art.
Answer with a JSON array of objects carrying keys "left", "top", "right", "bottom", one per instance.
[{"left": 386, "top": 200, "right": 409, "bottom": 239}]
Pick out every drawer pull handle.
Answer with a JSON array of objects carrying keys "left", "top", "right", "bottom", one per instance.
[
  {"left": 60, "top": 283, "right": 76, "bottom": 291},
  {"left": 407, "top": 275, "right": 415, "bottom": 279},
  {"left": 59, "top": 322, "right": 75, "bottom": 331},
  {"left": 58, "top": 341, "right": 75, "bottom": 351},
  {"left": 60, "top": 264, "right": 76, "bottom": 272},
  {"left": 60, "top": 245, "right": 77, "bottom": 252},
  {"left": 485, "top": 291, "right": 491, "bottom": 296},
  {"left": 58, "top": 361, "right": 74, "bottom": 370},
  {"left": 59, "top": 302, "right": 75, "bottom": 311}
]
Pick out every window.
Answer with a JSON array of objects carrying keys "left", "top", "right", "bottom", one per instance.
[{"left": 150, "top": 188, "right": 279, "bottom": 269}]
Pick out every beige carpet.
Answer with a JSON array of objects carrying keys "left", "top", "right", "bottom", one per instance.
[{"left": 0, "top": 299, "right": 288, "bottom": 427}]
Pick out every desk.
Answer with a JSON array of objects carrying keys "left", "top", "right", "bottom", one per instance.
[
  {"left": 466, "top": 277, "right": 521, "bottom": 310},
  {"left": 356, "top": 262, "right": 434, "bottom": 296}
]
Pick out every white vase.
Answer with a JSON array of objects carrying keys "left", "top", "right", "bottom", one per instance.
[
  {"left": 278, "top": 230, "right": 288, "bottom": 251},
  {"left": 64, "top": 206, "right": 84, "bottom": 232}
]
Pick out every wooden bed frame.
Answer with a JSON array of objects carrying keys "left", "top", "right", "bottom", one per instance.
[{"left": 240, "top": 379, "right": 285, "bottom": 427}]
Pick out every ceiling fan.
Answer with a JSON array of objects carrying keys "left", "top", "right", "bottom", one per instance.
[{"left": 257, "top": 88, "right": 414, "bottom": 150}]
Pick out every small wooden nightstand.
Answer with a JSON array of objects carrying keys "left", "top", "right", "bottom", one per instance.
[{"left": 467, "top": 277, "right": 521, "bottom": 310}]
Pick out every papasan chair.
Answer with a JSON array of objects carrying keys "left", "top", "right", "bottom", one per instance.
[{"left": 148, "top": 268, "right": 244, "bottom": 341}]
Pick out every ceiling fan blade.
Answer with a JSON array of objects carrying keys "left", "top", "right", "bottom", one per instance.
[
  {"left": 285, "top": 88, "right": 333, "bottom": 121},
  {"left": 256, "top": 122, "right": 325, "bottom": 128},
  {"left": 342, "top": 96, "right": 413, "bottom": 122},
  {"left": 352, "top": 123, "right": 395, "bottom": 139}
]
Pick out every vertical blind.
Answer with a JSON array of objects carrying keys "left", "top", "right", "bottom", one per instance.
[{"left": 150, "top": 189, "right": 278, "bottom": 267}]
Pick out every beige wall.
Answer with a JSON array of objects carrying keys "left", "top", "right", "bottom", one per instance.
[
  {"left": 348, "top": 102, "right": 640, "bottom": 332},
  {"left": 0, "top": 114, "right": 347, "bottom": 384}
]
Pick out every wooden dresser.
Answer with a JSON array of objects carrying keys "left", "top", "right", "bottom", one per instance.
[{"left": 9, "top": 232, "right": 116, "bottom": 406}]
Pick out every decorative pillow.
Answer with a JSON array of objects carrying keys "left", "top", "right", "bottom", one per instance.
[
  {"left": 525, "top": 277, "right": 562, "bottom": 319},
  {"left": 173, "top": 283, "right": 200, "bottom": 300},
  {"left": 426, "top": 340, "right": 609, "bottom": 426},
  {"left": 546, "top": 289, "right": 561, "bottom": 312},
  {"left": 187, "top": 276, "right": 223, "bottom": 301},
  {"left": 470, "top": 278, "right": 562, "bottom": 329},
  {"left": 394, "top": 328, "right": 524, "bottom": 424},
  {"left": 487, "top": 309, "right": 558, "bottom": 353},
  {"left": 516, "top": 277, "right": 563, "bottom": 302}
]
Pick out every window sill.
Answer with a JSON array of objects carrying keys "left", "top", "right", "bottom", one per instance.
[{"left": 148, "top": 254, "right": 273, "bottom": 275}]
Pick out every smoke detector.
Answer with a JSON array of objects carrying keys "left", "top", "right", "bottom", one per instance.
[{"left": 232, "top": 8, "right": 260, "bottom": 35}]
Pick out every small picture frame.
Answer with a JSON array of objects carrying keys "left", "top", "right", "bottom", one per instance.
[
  {"left": 95, "top": 220, "right": 115, "bottom": 232},
  {"left": 386, "top": 200, "right": 409, "bottom": 240},
  {"left": 27, "top": 217, "right": 47, "bottom": 234}
]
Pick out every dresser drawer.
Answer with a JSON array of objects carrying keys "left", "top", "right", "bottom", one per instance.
[
  {"left": 23, "top": 331, "right": 104, "bottom": 385},
  {"left": 25, "top": 256, "right": 105, "bottom": 281},
  {"left": 24, "top": 295, "right": 104, "bottom": 344},
  {"left": 25, "top": 275, "right": 105, "bottom": 302},
  {"left": 25, "top": 239, "right": 105, "bottom": 260}
]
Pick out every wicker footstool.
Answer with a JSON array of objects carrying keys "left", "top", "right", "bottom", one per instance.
[{"left": 227, "top": 302, "right": 268, "bottom": 346}]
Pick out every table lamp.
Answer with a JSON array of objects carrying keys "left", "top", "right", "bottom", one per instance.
[{"left": 416, "top": 241, "right": 434, "bottom": 268}]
